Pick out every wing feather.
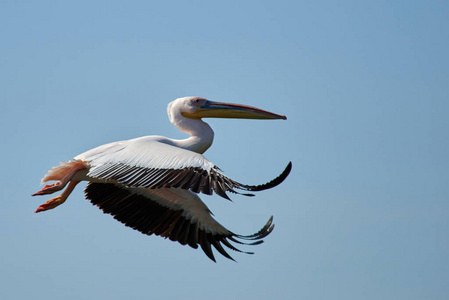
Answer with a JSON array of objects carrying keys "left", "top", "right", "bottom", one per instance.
[
  {"left": 74, "top": 136, "right": 291, "bottom": 200},
  {"left": 84, "top": 182, "right": 274, "bottom": 261}
]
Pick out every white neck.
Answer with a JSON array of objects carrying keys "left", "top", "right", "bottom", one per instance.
[{"left": 169, "top": 116, "right": 214, "bottom": 154}]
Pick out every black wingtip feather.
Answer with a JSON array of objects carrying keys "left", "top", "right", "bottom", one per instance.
[
  {"left": 90, "top": 161, "right": 291, "bottom": 201},
  {"left": 84, "top": 182, "right": 275, "bottom": 262},
  {"left": 244, "top": 162, "right": 292, "bottom": 192}
]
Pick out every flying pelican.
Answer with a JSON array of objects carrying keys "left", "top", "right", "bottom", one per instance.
[{"left": 32, "top": 96, "right": 291, "bottom": 261}]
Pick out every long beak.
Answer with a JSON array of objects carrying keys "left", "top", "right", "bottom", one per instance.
[{"left": 183, "top": 100, "right": 287, "bottom": 120}]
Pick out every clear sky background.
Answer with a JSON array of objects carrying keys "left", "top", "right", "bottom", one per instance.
[{"left": 1, "top": 1, "right": 448, "bottom": 299}]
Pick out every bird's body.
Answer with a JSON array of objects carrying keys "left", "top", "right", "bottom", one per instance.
[{"left": 33, "top": 97, "right": 291, "bottom": 261}]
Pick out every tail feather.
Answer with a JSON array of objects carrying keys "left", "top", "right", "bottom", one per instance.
[{"left": 41, "top": 160, "right": 80, "bottom": 183}]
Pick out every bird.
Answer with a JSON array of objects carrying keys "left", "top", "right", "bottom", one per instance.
[{"left": 32, "top": 96, "right": 291, "bottom": 262}]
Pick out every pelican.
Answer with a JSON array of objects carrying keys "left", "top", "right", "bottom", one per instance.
[{"left": 32, "top": 97, "right": 291, "bottom": 261}]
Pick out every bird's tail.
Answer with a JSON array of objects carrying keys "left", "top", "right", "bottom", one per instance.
[{"left": 40, "top": 160, "right": 80, "bottom": 184}]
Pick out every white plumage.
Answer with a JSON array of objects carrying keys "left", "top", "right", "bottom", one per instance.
[{"left": 33, "top": 96, "right": 291, "bottom": 261}]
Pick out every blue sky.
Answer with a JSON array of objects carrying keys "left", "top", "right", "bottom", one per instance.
[{"left": 1, "top": 1, "right": 448, "bottom": 299}]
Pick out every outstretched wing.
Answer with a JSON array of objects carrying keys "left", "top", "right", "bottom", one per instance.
[
  {"left": 84, "top": 182, "right": 274, "bottom": 262},
  {"left": 76, "top": 136, "right": 292, "bottom": 200}
]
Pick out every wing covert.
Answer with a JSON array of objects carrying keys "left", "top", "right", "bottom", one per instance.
[{"left": 78, "top": 136, "right": 292, "bottom": 200}]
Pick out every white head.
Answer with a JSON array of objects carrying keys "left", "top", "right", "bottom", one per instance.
[
  {"left": 166, "top": 96, "right": 286, "bottom": 153},
  {"left": 168, "top": 96, "right": 287, "bottom": 122}
]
